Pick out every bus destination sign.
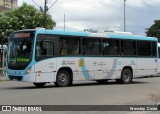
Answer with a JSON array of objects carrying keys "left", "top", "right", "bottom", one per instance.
[{"left": 14, "top": 33, "right": 31, "bottom": 38}]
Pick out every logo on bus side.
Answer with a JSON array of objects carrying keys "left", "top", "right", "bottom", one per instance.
[
  {"left": 62, "top": 60, "right": 67, "bottom": 66},
  {"left": 79, "top": 60, "right": 84, "bottom": 67}
]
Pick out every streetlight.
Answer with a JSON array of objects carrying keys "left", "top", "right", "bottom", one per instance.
[{"left": 124, "top": 0, "right": 127, "bottom": 32}]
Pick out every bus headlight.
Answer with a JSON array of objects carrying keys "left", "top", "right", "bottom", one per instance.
[{"left": 26, "top": 67, "right": 32, "bottom": 74}]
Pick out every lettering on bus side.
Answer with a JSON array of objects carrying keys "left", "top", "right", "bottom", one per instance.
[{"left": 62, "top": 60, "right": 75, "bottom": 66}]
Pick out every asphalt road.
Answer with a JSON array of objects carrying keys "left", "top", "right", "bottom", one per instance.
[{"left": 0, "top": 76, "right": 160, "bottom": 114}]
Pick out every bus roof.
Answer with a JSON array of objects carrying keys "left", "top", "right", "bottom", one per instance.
[{"left": 15, "top": 29, "right": 157, "bottom": 41}]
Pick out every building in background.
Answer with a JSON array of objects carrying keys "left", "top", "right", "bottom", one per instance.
[{"left": 0, "top": 0, "right": 17, "bottom": 11}]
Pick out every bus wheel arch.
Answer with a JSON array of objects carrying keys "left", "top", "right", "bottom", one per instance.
[
  {"left": 116, "top": 66, "right": 133, "bottom": 84},
  {"left": 55, "top": 67, "right": 73, "bottom": 87}
]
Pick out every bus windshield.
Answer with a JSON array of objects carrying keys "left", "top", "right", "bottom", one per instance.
[{"left": 8, "top": 31, "right": 35, "bottom": 70}]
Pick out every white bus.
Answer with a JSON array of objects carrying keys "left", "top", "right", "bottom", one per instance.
[{"left": 6, "top": 29, "right": 159, "bottom": 87}]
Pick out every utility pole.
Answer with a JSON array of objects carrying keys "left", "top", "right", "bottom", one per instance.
[
  {"left": 32, "top": 0, "right": 58, "bottom": 28},
  {"left": 64, "top": 14, "right": 66, "bottom": 31},
  {"left": 124, "top": 0, "right": 127, "bottom": 32},
  {"left": 44, "top": 0, "right": 48, "bottom": 28}
]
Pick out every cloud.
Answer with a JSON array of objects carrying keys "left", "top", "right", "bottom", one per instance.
[{"left": 18, "top": 0, "right": 160, "bottom": 36}]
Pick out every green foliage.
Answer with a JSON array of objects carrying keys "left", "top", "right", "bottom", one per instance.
[
  {"left": 0, "top": 3, "right": 56, "bottom": 43},
  {"left": 146, "top": 20, "right": 160, "bottom": 39}
]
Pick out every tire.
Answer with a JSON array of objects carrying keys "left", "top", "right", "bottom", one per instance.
[
  {"left": 96, "top": 80, "right": 108, "bottom": 84},
  {"left": 121, "top": 69, "right": 133, "bottom": 84},
  {"left": 33, "top": 83, "right": 46, "bottom": 87},
  {"left": 55, "top": 70, "right": 71, "bottom": 87}
]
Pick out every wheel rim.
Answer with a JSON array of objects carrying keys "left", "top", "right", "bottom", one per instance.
[
  {"left": 123, "top": 71, "right": 130, "bottom": 81},
  {"left": 58, "top": 73, "right": 67, "bottom": 83}
]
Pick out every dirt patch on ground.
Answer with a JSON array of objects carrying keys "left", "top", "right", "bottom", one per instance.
[{"left": 149, "top": 93, "right": 160, "bottom": 104}]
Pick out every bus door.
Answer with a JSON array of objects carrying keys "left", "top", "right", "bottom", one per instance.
[
  {"left": 136, "top": 41, "right": 157, "bottom": 76},
  {"left": 35, "top": 35, "right": 57, "bottom": 82},
  {"left": 156, "top": 43, "right": 160, "bottom": 73}
]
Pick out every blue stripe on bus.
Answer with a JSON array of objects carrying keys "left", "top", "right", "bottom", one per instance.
[{"left": 80, "top": 57, "right": 90, "bottom": 80}]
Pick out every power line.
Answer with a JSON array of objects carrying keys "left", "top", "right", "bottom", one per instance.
[
  {"left": 31, "top": 0, "right": 41, "bottom": 9},
  {"left": 48, "top": 0, "right": 58, "bottom": 11},
  {"left": 31, "top": 0, "right": 58, "bottom": 28}
]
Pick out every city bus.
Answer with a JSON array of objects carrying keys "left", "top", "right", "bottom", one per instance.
[{"left": 6, "top": 29, "right": 159, "bottom": 87}]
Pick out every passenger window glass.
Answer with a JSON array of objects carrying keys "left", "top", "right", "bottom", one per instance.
[
  {"left": 152, "top": 42, "right": 157, "bottom": 57},
  {"left": 36, "top": 41, "right": 54, "bottom": 56},
  {"left": 103, "top": 39, "right": 119, "bottom": 55},
  {"left": 60, "top": 37, "right": 79, "bottom": 55},
  {"left": 158, "top": 47, "right": 160, "bottom": 58},
  {"left": 121, "top": 40, "right": 136, "bottom": 56},
  {"left": 36, "top": 35, "right": 54, "bottom": 61},
  {"left": 137, "top": 41, "right": 151, "bottom": 56},
  {"left": 82, "top": 39, "right": 101, "bottom": 55}
]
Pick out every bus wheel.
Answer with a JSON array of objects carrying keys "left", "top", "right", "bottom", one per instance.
[
  {"left": 33, "top": 83, "right": 46, "bottom": 87},
  {"left": 121, "top": 69, "right": 133, "bottom": 84},
  {"left": 55, "top": 70, "right": 70, "bottom": 87},
  {"left": 96, "top": 80, "right": 108, "bottom": 84}
]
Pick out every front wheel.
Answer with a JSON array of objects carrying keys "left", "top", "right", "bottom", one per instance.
[
  {"left": 121, "top": 69, "right": 133, "bottom": 84},
  {"left": 55, "top": 70, "right": 71, "bottom": 87},
  {"left": 33, "top": 83, "right": 46, "bottom": 87}
]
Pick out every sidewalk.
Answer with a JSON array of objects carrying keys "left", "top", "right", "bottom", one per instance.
[{"left": 0, "top": 74, "right": 8, "bottom": 81}]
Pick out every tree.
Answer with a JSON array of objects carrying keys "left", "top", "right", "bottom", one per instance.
[
  {"left": 146, "top": 20, "right": 160, "bottom": 40},
  {"left": 0, "top": 3, "right": 56, "bottom": 43}
]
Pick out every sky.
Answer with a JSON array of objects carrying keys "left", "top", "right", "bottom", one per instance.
[{"left": 18, "top": 0, "right": 160, "bottom": 36}]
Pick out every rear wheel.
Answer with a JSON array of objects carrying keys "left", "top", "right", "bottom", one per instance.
[
  {"left": 121, "top": 69, "right": 133, "bottom": 84},
  {"left": 55, "top": 70, "right": 71, "bottom": 87},
  {"left": 33, "top": 83, "right": 46, "bottom": 87}
]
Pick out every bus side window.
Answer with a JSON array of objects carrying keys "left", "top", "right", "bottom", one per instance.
[
  {"left": 137, "top": 41, "right": 151, "bottom": 56},
  {"left": 60, "top": 39, "right": 67, "bottom": 55},
  {"left": 121, "top": 40, "right": 135, "bottom": 56},
  {"left": 83, "top": 39, "right": 101, "bottom": 55},
  {"left": 60, "top": 37, "right": 80, "bottom": 55},
  {"left": 36, "top": 42, "right": 41, "bottom": 57},
  {"left": 36, "top": 41, "right": 47, "bottom": 56},
  {"left": 41, "top": 48, "right": 47, "bottom": 55},
  {"left": 36, "top": 39, "right": 54, "bottom": 61},
  {"left": 152, "top": 42, "right": 157, "bottom": 57},
  {"left": 103, "top": 39, "right": 119, "bottom": 56}
]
